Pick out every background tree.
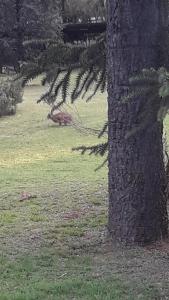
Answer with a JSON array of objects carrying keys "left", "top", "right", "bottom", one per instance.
[
  {"left": 0, "top": 0, "right": 61, "bottom": 71},
  {"left": 63, "top": 0, "right": 105, "bottom": 23}
]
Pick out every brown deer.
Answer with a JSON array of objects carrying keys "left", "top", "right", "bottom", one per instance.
[{"left": 47, "top": 112, "right": 72, "bottom": 126}]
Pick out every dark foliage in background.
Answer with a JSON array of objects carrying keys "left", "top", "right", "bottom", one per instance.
[
  {"left": 0, "top": 0, "right": 62, "bottom": 70},
  {"left": 63, "top": 0, "right": 105, "bottom": 23},
  {"left": 0, "top": 77, "right": 23, "bottom": 116}
]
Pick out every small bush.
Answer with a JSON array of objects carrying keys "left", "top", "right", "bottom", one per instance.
[{"left": 0, "top": 77, "right": 23, "bottom": 117}]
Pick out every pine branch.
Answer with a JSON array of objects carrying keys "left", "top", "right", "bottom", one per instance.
[
  {"left": 73, "top": 142, "right": 108, "bottom": 156},
  {"left": 98, "top": 122, "right": 108, "bottom": 138}
]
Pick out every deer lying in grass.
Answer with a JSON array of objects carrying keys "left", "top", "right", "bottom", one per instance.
[{"left": 47, "top": 112, "right": 72, "bottom": 126}]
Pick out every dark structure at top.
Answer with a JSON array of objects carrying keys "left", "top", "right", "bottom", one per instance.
[
  {"left": 63, "top": 21, "right": 106, "bottom": 43},
  {"left": 61, "top": 0, "right": 106, "bottom": 43}
]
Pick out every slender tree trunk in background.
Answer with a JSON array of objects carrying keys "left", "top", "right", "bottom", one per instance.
[
  {"left": 15, "top": 0, "right": 24, "bottom": 62},
  {"left": 61, "top": 0, "right": 66, "bottom": 22},
  {"left": 107, "top": 0, "right": 168, "bottom": 245}
]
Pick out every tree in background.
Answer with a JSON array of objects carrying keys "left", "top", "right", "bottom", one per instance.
[
  {"left": 63, "top": 0, "right": 105, "bottom": 23},
  {"left": 0, "top": 0, "right": 61, "bottom": 71}
]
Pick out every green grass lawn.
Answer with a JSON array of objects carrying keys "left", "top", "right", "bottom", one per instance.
[{"left": 0, "top": 79, "right": 169, "bottom": 299}]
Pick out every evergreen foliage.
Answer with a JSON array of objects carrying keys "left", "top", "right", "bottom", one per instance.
[
  {"left": 125, "top": 67, "right": 169, "bottom": 137},
  {"left": 20, "top": 32, "right": 107, "bottom": 159},
  {"left": 21, "top": 33, "right": 106, "bottom": 101}
]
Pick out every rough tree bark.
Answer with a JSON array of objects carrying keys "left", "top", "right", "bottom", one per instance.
[{"left": 107, "top": 0, "right": 168, "bottom": 245}]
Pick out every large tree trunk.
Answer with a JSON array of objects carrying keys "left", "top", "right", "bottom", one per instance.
[{"left": 107, "top": 0, "right": 168, "bottom": 245}]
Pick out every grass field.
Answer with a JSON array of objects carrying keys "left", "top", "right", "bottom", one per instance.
[{"left": 1, "top": 79, "right": 169, "bottom": 299}]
